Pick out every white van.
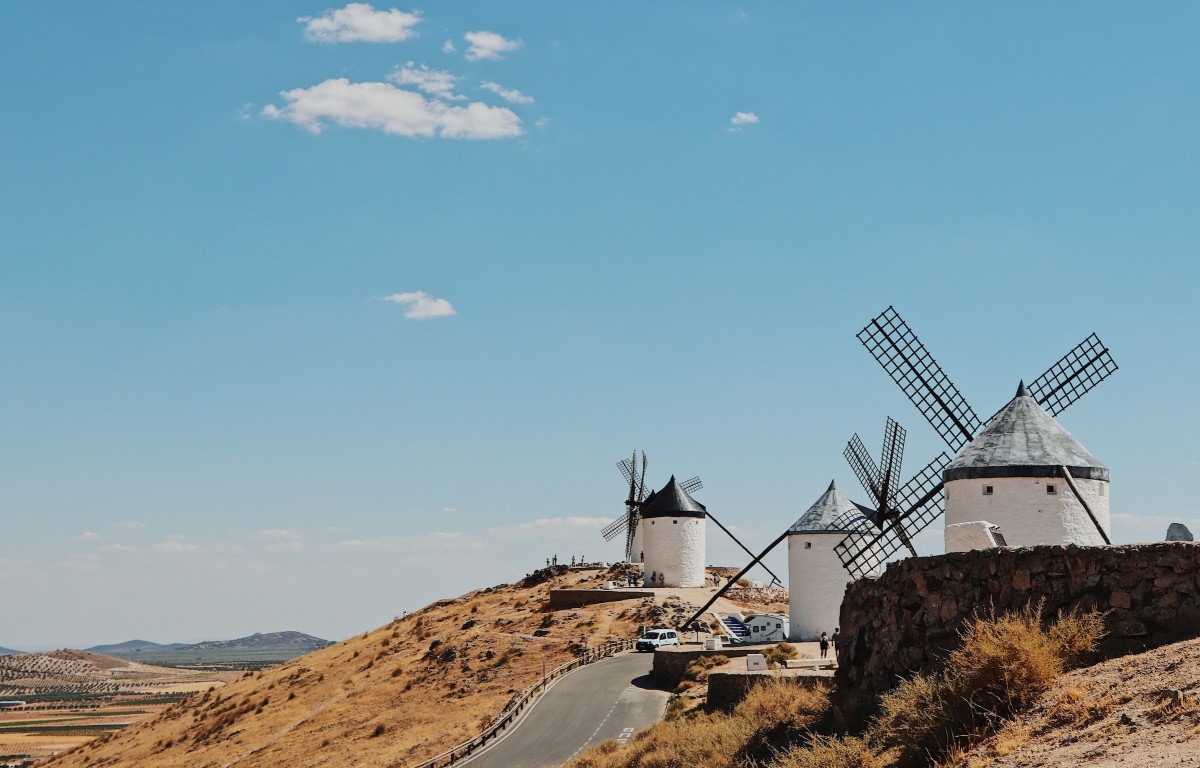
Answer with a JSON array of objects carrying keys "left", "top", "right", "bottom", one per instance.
[{"left": 635, "top": 628, "right": 680, "bottom": 652}]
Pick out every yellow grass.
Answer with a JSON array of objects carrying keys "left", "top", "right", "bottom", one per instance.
[{"left": 44, "top": 565, "right": 760, "bottom": 768}]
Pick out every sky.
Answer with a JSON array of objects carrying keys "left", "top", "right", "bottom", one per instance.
[{"left": 2, "top": 2, "right": 1200, "bottom": 650}]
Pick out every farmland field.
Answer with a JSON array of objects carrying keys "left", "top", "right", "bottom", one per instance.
[{"left": 0, "top": 650, "right": 235, "bottom": 764}]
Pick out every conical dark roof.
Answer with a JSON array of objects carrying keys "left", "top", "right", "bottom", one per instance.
[
  {"left": 788, "top": 480, "right": 873, "bottom": 534},
  {"left": 944, "top": 384, "right": 1109, "bottom": 482},
  {"left": 640, "top": 475, "right": 707, "bottom": 519}
]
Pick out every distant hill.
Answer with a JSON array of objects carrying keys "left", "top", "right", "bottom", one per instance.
[
  {"left": 180, "top": 631, "right": 331, "bottom": 651},
  {"left": 87, "top": 639, "right": 185, "bottom": 655},
  {"left": 0, "top": 646, "right": 21, "bottom": 656}
]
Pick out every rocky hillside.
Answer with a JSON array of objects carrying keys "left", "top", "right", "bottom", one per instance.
[
  {"left": 46, "top": 564, "right": 757, "bottom": 768},
  {"left": 954, "top": 635, "right": 1200, "bottom": 767}
]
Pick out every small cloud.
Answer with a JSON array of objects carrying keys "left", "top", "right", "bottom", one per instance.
[
  {"left": 300, "top": 3, "right": 421, "bottom": 44},
  {"left": 441, "top": 506, "right": 457, "bottom": 513},
  {"left": 442, "top": 39, "right": 457, "bottom": 53},
  {"left": 255, "top": 529, "right": 302, "bottom": 540},
  {"left": 151, "top": 540, "right": 198, "bottom": 553},
  {"left": 262, "top": 79, "right": 522, "bottom": 140},
  {"left": 113, "top": 520, "right": 147, "bottom": 529},
  {"left": 388, "top": 62, "right": 463, "bottom": 100},
  {"left": 98, "top": 543, "right": 135, "bottom": 554},
  {"left": 262, "top": 540, "right": 305, "bottom": 554},
  {"left": 480, "top": 81, "right": 533, "bottom": 105},
  {"left": 534, "top": 117, "right": 550, "bottom": 130},
  {"left": 463, "top": 30, "right": 522, "bottom": 61},
  {"left": 382, "top": 291, "right": 457, "bottom": 319},
  {"left": 75, "top": 531, "right": 109, "bottom": 542},
  {"left": 489, "top": 516, "right": 611, "bottom": 541},
  {"left": 238, "top": 102, "right": 255, "bottom": 120},
  {"left": 730, "top": 111, "right": 759, "bottom": 126}
]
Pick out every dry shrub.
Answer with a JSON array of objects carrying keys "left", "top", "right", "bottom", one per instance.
[
  {"left": 735, "top": 678, "right": 830, "bottom": 733},
  {"left": 1046, "top": 684, "right": 1114, "bottom": 727},
  {"left": 764, "top": 642, "right": 799, "bottom": 668},
  {"left": 681, "top": 655, "right": 725, "bottom": 683},
  {"left": 1147, "top": 690, "right": 1200, "bottom": 723},
  {"left": 567, "top": 713, "right": 753, "bottom": 768},
  {"left": 872, "top": 604, "right": 1103, "bottom": 768},
  {"left": 776, "top": 736, "right": 890, "bottom": 768}
]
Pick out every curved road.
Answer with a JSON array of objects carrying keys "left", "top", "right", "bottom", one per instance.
[{"left": 462, "top": 651, "right": 668, "bottom": 768}]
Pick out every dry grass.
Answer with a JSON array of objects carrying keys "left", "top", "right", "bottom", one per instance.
[
  {"left": 1044, "top": 683, "right": 1115, "bottom": 727},
  {"left": 44, "top": 565, "right": 657, "bottom": 768},
  {"left": 734, "top": 678, "right": 830, "bottom": 733},
  {"left": 776, "top": 736, "right": 890, "bottom": 768},
  {"left": 568, "top": 678, "right": 831, "bottom": 768},
  {"left": 871, "top": 605, "right": 1103, "bottom": 768},
  {"left": 764, "top": 642, "right": 800, "bottom": 668}
]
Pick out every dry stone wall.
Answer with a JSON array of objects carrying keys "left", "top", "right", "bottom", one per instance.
[{"left": 836, "top": 542, "right": 1200, "bottom": 695}]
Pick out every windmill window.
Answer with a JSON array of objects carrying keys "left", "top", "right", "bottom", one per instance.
[
  {"left": 673, "top": 520, "right": 678, "bottom": 524},
  {"left": 804, "top": 542, "right": 812, "bottom": 549},
  {"left": 1046, "top": 485, "right": 1057, "bottom": 495},
  {"left": 983, "top": 485, "right": 994, "bottom": 495}
]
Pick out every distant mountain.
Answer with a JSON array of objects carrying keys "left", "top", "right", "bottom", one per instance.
[
  {"left": 0, "top": 646, "right": 21, "bottom": 656},
  {"left": 86, "top": 639, "right": 185, "bottom": 655},
  {"left": 89, "top": 632, "right": 332, "bottom": 659},
  {"left": 179, "top": 632, "right": 331, "bottom": 652}
]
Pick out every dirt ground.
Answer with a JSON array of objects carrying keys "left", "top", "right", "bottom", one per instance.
[{"left": 957, "top": 636, "right": 1200, "bottom": 767}]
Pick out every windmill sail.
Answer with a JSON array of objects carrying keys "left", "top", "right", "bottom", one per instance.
[
  {"left": 1026, "top": 333, "right": 1118, "bottom": 417},
  {"left": 858, "top": 306, "right": 981, "bottom": 453}
]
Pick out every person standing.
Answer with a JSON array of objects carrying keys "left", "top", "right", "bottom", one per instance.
[
  {"left": 831, "top": 627, "right": 841, "bottom": 655},
  {"left": 819, "top": 631, "right": 830, "bottom": 659}
]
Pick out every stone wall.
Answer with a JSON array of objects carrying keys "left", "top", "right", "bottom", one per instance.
[
  {"left": 836, "top": 542, "right": 1200, "bottom": 695},
  {"left": 650, "top": 645, "right": 769, "bottom": 687},
  {"left": 546, "top": 589, "right": 653, "bottom": 610}
]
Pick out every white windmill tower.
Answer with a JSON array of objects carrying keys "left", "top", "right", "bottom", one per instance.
[
  {"left": 943, "top": 381, "right": 1110, "bottom": 550},
  {"left": 639, "top": 475, "right": 707, "bottom": 588},
  {"left": 834, "top": 307, "right": 1117, "bottom": 575},
  {"left": 787, "top": 480, "right": 876, "bottom": 641}
]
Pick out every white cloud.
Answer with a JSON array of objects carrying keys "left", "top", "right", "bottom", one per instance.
[
  {"left": 151, "top": 540, "right": 198, "bottom": 553},
  {"left": 75, "top": 531, "right": 108, "bottom": 542},
  {"left": 388, "top": 62, "right": 462, "bottom": 100},
  {"left": 489, "top": 516, "right": 611, "bottom": 541},
  {"left": 255, "top": 529, "right": 302, "bottom": 540},
  {"left": 480, "top": 81, "right": 533, "bottom": 105},
  {"left": 98, "top": 543, "right": 135, "bottom": 554},
  {"left": 730, "top": 111, "right": 759, "bottom": 126},
  {"left": 335, "top": 531, "right": 482, "bottom": 552},
  {"left": 113, "top": 520, "right": 147, "bottom": 529},
  {"left": 534, "top": 117, "right": 550, "bottom": 130},
  {"left": 382, "top": 290, "right": 457, "bottom": 319},
  {"left": 442, "top": 39, "right": 457, "bottom": 53},
  {"left": 300, "top": 3, "right": 421, "bottom": 44},
  {"left": 442, "top": 506, "right": 458, "bottom": 513},
  {"left": 262, "top": 79, "right": 522, "bottom": 140},
  {"left": 463, "top": 30, "right": 522, "bottom": 61}
]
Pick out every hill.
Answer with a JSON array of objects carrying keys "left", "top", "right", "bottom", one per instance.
[
  {"left": 86, "top": 640, "right": 183, "bottom": 655},
  {"left": 0, "top": 646, "right": 20, "bottom": 656},
  {"left": 87, "top": 632, "right": 332, "bottom": 669},
  {"left": 952, "top": 635, "right": 1200, "bottom": 767},
  {"left": 44, "top": 564, "right": 769, "bottom": 768},
  {"left": 181, "top": 631, "right": 330, "bottom": 651}
]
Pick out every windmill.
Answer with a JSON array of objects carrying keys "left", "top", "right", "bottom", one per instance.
[
  {"left": 600, "top": 449, "right": 783, "bottom": 585},
  {"left": 834, "top": 306, "right": 1118, "bottom": 578},
  {"left": 600, "top": 450, "right": 701, "bottom": 562},
  {"left": 836, "top": 417, "right": 952, "bottom": 576}
]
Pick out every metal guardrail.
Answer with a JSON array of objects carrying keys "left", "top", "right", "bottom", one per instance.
[{"left": 406, "top": 639, "right": 635, "bottom": 768}]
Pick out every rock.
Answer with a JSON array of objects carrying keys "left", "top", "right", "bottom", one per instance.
[
  {"left": 1110, "top": 591, "right": 1133, "bottom": 609},
  {"left": 1167, "top": 523, "right": 1194, "bottom": 542}
]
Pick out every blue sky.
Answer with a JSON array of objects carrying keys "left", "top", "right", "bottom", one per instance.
[{"left": 2, "top": 2, "right": 1199, "bottom": 649}]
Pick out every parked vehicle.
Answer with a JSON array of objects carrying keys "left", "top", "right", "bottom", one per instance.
[{"left": 635, "top": 628, "right": 680, "bottom": 652}]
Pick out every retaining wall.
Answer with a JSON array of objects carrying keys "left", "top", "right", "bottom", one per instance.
[
  {"left": 836, "top": 542, "right": 1200, "bottom": 695},
  {"left": 546, "top": 589, "right": 654, "bottom": 610}
]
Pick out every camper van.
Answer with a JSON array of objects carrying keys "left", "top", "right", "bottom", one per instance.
[{"left": 742, "top": 613, "right": 789, "bottom": 643}]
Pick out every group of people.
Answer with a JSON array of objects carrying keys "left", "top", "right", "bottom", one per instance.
[
  {"left": 545, "top": 555, "right": 589, "bottom": 567},
  {"left": 817, "top": 627, "right": 841, "bottom": 659}
]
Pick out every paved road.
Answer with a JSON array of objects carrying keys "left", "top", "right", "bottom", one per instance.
[{"left": 462, "top": 651, "right": 668, "bottom": 768}]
